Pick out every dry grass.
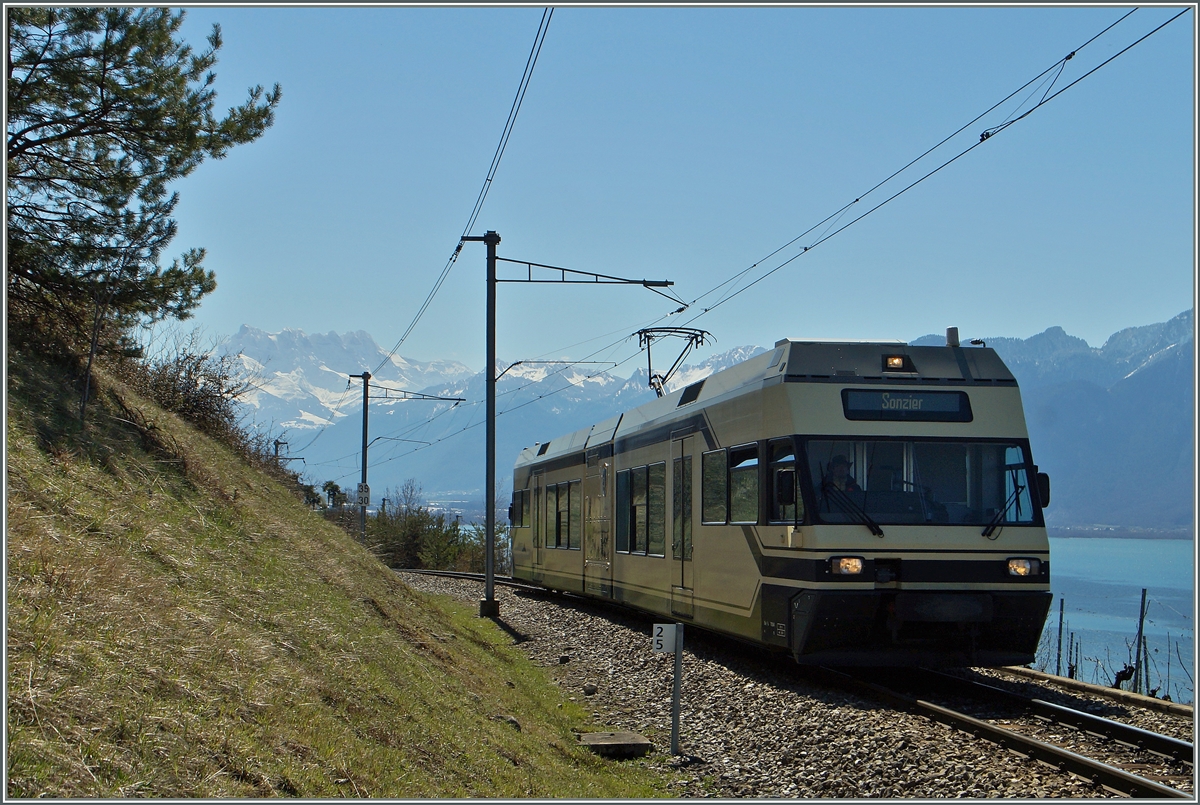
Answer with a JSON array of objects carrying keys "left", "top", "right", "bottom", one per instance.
[{"left": 5, "top": 354, "right": 665, "bottom": 798}]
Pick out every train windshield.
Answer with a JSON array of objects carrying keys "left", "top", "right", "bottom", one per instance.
[{"left": 806, "top": 439, "right": 1037, "bottom": 526}]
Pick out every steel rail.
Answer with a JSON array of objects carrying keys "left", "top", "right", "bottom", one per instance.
[
  {"left": 395, "top": 568, "right": 547, "bottom": 593},
  {"left": 918, "top": 669, "right": 1194, "bottom": 764},
  {"left": 821, "top": 668, "right": 1190, "bottom": 799},
  {"left": 999, "top": 665, "right": 1194, "bottom": 718}
]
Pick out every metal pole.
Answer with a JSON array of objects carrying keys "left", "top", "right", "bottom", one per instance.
[
  {"left": 482, "top": 230, "right": 501, "bottom": 617},
  {"left": 1141, "top": 635, "right": 1150, "bottom": 695},
  {"left": 359, "top": 371, "right": 371, "bottom": 544},
  {"left": 1056, "top": 597, "right": 1064, "bottom": 676},
  {"left": 672, "top": 622, "right": 683, "bottom": 756},
  {"left": 1132, "top": 588, "right": 1147, "bottom": 693}
]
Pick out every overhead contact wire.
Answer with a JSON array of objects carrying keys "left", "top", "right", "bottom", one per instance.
[
  {"left": 330, "top": 10, "right": 1176, "bottom": 482},
  {"left": 373, "top": 8, "right": 554, "bottom": 376},
  {"left": 681, "top": 7, "right": 1176, "bottom": 323}
]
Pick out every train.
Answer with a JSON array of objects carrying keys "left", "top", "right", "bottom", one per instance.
[{"left": 509, "top": 332, "right": 1053, "bottom": 666}]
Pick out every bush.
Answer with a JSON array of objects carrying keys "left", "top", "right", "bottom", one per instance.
[{"left": 111, "top": 327, "right": 303, "bottom": 492}]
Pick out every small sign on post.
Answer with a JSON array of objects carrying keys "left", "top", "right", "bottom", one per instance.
[
  {"left": 651, "top": 623, "right": 676, "bottom": 653},
  {"left": 357, "top": 483, "right": 370, "bottom": 506},
  {"left": 652, "top": 622, "right": 684, "bottom": 755}
]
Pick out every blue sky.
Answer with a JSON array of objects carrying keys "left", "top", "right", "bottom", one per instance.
[{"left": 171, "top": 5, "right": 1196, "bottom": 372}]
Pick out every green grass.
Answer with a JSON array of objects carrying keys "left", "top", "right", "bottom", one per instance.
[{"left": 5, "top": 351, "right": 666, "bottom": 797}]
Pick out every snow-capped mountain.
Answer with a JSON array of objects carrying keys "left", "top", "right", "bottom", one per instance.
[
  {"left": 222, "top": 325, "right": 473, "bottom": 430},
  {"left": 222, "top": 313, "right": 1193, "bottom": 531},
  {"left": 220, "top": 326, "right": 763, "bottom": 500}
]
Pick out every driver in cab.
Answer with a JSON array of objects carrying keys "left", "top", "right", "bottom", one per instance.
[{"left": 826, "top": 454, "right": 860, "bottom": 494}]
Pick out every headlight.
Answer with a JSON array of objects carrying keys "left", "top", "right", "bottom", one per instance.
[
  {"left": 831, "top": 556, "right": 865, "bottom": 575},
  {"left": 1007, "top": 558, "right": 1041, "bottom": 577}
]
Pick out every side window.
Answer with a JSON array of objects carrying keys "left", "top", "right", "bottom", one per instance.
[
  {"left": 533, "top": 484, "right": 541, "bottom": 545},
  {"left": 702, "top": 449, "right": 728, "bottom": 524},
  {"left": 511, "top": 489, "right": 531, "bottom": 528},
  {"left": 616, "top": 463, "right": 667, "bottom": 557},
  {"left": 544, "top": 483, "right": 557, "bottom": 547},
  {"left": 631, "top": 466, "right": 648, "bottom": 554},
  {"left": 615, "top": 469, "right": 630, "bottom": 553},
  {"left": 729, "top": 444, "right": 760, "bottom": 524},
  {"left": 769, "top": 439, "right": 804, "bottom": 524},
  {"left": 556, "top": 482, "right": 569, "bottom": 548},
  {"left": 673, "top": 455, "right": 692, "bottom": 559},
  {"left": 647, "top": 462, "right": 666, "bottom": 556},
  {"left": 568, "top": 480, "right": 582, "bottom": 550}
]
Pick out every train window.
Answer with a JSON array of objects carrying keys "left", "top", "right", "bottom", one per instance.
[
  {"left": 701, "top": 449, "right": 728, "bottom": 524},
  {"left": 673, "top": 455, "right": 693, "bottom": 559},
  {"left": 768, "top": 439, "right": 804, "bottom": 524},
  {"left": 510, "top": 489, "right": 529, "bottom": 527},
  {"left": 630, "top": 466, "right": 649, "bottom": 554},
  {"left": 807, "top": 439, "right": 1038, "bottom": 526},
  {"left": 647, "top": 462, "right": 666, "bottom": 556},
  {"left": 568, "top": 481, "right": 582, "bottom": 550},
  {"left": 615, "top": 470, "right": 630, "bottom": 552},
  {"left": 533, "top": 485, "right": 541, "bottom": 545},
  {"left": 544, "top": 483, "right": 557, "bottom": 547},
  {"left": 616, "top": 464, "right": 665, "bottom": 556},
  {"left": 556, "top": 482, "right": 570, "bottom": 548},
  {"left": 729, "top": 444, "right": 760, "bottom": 524}
]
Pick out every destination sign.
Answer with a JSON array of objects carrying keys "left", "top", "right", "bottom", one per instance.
[{"left": 841, "top": 389, "right": 972, "bottom": 422}]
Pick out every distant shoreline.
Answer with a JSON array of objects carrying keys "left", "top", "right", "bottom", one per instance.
[{"left": 1048, "top": 528, "right": 1194, "bottom": 541}]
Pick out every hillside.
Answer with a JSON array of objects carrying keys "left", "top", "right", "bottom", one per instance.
[{"left": 4, "top": 350, "right": 664, "bottom": 797}]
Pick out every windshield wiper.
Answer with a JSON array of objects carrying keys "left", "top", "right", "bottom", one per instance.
[
  {"left": 822, "top": 482, "right": 885, "bottom": 537},
  {"left": 982, "top": 483, "right": 1025, "bottom": 538}
]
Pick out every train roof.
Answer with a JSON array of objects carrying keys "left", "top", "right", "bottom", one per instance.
[{"left": 515, "top": 339, "right": 1017, "bottom": 469}]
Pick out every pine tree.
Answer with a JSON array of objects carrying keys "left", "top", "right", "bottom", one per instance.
[{"left": 7, "top": 8, "right": 281, "bottom": 349}]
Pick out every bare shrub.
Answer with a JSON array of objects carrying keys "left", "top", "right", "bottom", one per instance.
[{"left": 112, "top": 327, "right": 303, "bottom": 492}]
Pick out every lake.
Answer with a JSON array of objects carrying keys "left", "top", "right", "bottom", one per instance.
[{"left": 1034, "top": 536, "right": 1195, "bottom": 704}]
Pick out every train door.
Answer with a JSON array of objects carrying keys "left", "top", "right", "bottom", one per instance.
[
  {"left": 671, "top": 434, "right": 695, "bottom": 618},
  {"left": 583, "top": 449, "right": 613, "bottom": 597},
  {"left": 531, "top": 472, "right": 544, "bottom": 578}
]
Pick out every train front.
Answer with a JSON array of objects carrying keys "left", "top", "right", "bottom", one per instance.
[{"left": 771, "top": 339, "right": 1052, "bottom": 667}]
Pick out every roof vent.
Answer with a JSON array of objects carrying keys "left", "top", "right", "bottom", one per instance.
[
  {"left": 946, "top": 327, "right": 960, "bottom": 348},
  {"left": 537, "top": 442, "right": 550, "bottom": 456},
  {"left": 677, "top": 379, "right": 705, "bottom": 407}
]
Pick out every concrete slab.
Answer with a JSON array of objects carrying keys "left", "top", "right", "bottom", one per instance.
[{"left": 578, "top": 731, "right": 653, "bottom": 758}]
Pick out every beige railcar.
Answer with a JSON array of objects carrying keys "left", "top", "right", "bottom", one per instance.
[{"left": 510, "top": 339, "right": 1052, "bottom": 666}]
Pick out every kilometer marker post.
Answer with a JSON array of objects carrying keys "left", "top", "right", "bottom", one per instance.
[{"left": 653, "top": 622, "right": 684, "bottom": 755}]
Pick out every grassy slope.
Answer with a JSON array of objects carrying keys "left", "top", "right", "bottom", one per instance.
[{"left": 5, "top": 354, "right": 663, "bottom": 798}]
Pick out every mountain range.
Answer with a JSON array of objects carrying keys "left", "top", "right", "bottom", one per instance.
[{"left": 223, "top": 311, "right": 1193, "bottom": 531}]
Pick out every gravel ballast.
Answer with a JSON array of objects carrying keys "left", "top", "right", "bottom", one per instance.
[{"left": 398, "top": 573, "right": 1194, "bottom": 798}]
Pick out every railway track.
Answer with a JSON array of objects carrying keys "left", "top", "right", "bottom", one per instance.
[
  {"left": 402, "top": 570, "right": 1193, "bottom": 797},
  {"left": 826, "top": 667, "right": 1193, "bottom": 798},
  {"left": 398, "top": 568, "right": 536, "bottom": 590},
  {"left": 916, "top": 669, "right": 1192, "bottom": 764}
]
